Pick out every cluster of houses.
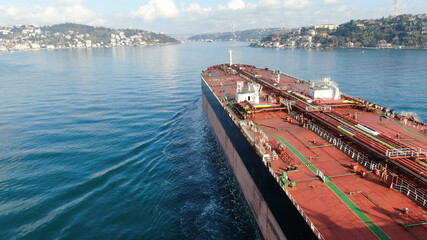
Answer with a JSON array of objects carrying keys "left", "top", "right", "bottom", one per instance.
[
  {"left": 251, "top": 24, "right": 339, "bottom": 49},
  {"left": 0, "top": 24, "right": 158, "bottom": 52},
  {"left": 252, "top": 14, "right": 427, "bottom": 49}
]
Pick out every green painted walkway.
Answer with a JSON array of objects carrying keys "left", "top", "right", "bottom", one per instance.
[
  {"left": 264, "top": 131, "right": 391, "bottom": 240},
  {"left": 394, "top": 119, "right": 427, "bottom": 140},
  {"left": 225, "top": 87, "right": 230, "bottom": 101},
  {"left": 208, "top": 78, "right": 223, "bottom": 81}
]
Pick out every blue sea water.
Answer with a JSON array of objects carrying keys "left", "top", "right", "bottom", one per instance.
[{"left": 0, "top": 42, "right": 425, "bottom": 239}]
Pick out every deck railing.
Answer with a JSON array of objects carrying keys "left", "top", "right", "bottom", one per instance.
[
  {"left": 386, "top": 148, "right": 417, "bottom": 158},
  {"left": 304, "top": 121, "right": 368, "bottom": 163},
  {"left": 305, "top": 105, "right": 332, "bottom": 112},
  {"left": 392, "top": 177, "right": 427, "bottom": 207},
  {"left": 304, "top": 121, "right": 427, "bottom": 208}
]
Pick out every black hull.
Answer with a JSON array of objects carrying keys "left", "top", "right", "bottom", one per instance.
[{"left": 202, "top": 78, "right": 317, "bottom": 240}]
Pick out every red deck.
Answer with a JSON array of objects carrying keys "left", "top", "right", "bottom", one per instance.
[
  {"left": 256, "top": 111, "right": 426, "bottom": 239},
  {"left": 202, "top": 64, "right": 427, "bottom": 239}
]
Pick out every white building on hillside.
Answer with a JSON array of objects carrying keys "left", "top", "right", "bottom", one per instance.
[{"left": 314, "top": 24, "right": 339, "bottom": 30}]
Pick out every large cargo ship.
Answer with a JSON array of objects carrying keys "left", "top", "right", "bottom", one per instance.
[{"left": 201, "top": 52, "right": 427, "bottom": 239}]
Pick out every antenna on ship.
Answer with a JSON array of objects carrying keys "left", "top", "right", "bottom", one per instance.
[{"left": 229, "top": 49, "right": 233, "bottom": 67}]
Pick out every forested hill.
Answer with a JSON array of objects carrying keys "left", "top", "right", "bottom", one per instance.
[
  {"left": 251, "top": 14, "right": 427, "bottom": 49},
  {"left": 0, "top": 23, "right": 179, "bottom": 52},
  {"left": 42, "top": 23, "right": 179, "bottom": 44}
]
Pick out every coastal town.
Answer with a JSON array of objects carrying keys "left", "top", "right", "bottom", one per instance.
[
  {"left": 250, "top": 14, "right": 427, "bottom": 49},
  {"left": 0, "top": 23, "right": 179, "bottom": 52}
]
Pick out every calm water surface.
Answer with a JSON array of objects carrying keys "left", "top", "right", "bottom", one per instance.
[{"left": 0, "top": 42, "right": 425, "bottom": 239}]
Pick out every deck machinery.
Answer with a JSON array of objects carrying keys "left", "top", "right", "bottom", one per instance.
[
  {"left": 201, "top": 62, "right": 427, "bottom": 239},
  {"left": 231, "top": 64, "right": 427, "bottom": 187}
]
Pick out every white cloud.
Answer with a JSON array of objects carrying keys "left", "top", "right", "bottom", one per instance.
[
  {"left": 246, "top": 0, "right": 283, "bottom": 10},
  {"left": 159, "top": 0, "right": 315, "bottom": 33},
  {"left": 284, "top": 0, "right": 312, "bottom": 10},
  {"left": 132, "top": 0, "right": 179, "bottom": 21},
  {"left": 182, "top": 3, "right": 212, "bottom": 18},
  {"left": 227, "top": 0, "right": 245, "bottom": 10},
  {"left": 178, "top": 2, "right": 211, "bottom": 15},
  {"left": 218, "top": 0, "right": 246, "bottom": 11},
  {"left": 184, "top": 3, "right": 204, "bottom": 12},
  {"left": 337, "top": 5, "right": 349, "bottom": 12},
  {"left": 0, "top": 0, "right": 425, "bottom": 35},
  {"left": 0, "top": 0, "right": 101, "bottom": 26},
  {"left": 132, "top": 1, "right": 212, "bottom": 23},
  {"left": 323, "top": 0, "right": 340, "bottom": 5},
  {"left": 55, "top": 0, "right": 86, "bottom": 7}
]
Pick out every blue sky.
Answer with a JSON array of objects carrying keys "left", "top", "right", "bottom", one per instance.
[{"left": 0, "top": 0, "right": 425, "bottom": 35}]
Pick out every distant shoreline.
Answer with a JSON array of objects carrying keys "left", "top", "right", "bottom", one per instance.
[
  {"left": 0, "top": 42, "right": 180, "bottom": 54},
  {"left": 248, "top": 44, "right": 427, "bottom": 51},
  {"left": 0, "top": 23, "right": 180, "bottom": 54}
]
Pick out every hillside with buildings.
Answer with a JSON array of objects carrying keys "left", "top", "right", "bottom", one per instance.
[
  {"left": 0, "top": 23, "right": 180, "bottom": 52},
  {"left": 250, "top": 14, "right": 427, "bottom": 49},
  {"left": 188, "top": 28, "right": 290, "bottom": 42}
]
